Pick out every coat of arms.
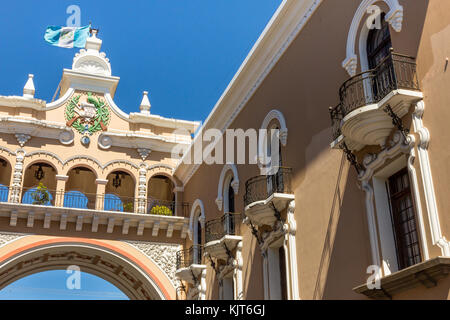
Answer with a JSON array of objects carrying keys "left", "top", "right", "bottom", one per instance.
[{"left": 65, "top": 92, "right": 110, "bottom": 135}]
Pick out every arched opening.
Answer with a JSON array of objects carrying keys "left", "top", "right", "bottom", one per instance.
[
  {"left": 22, "top": 162, "right": 57, "bottom": 206},
  {"left": 0, "top": 158, "right": 12, "bottom": 202},
  {"left": 193, "top": 207, "right": 203, "bottom": 264},
  {"left": 104, "top": 170, "right": 136, "bottom": 213},
  {"left": 65, "top": 166, "right": 97, "bottom": 209},
  {"left": 0, "top": 270, "right": 129, "bottom": 300},
  {"left": 265, "top": 122, "right": 285, "bottom": 196},
  {"left": 0, "top": 240, "right": 173, "bottom": 300},
  {"left": 147, "top": 175, "right": 175, "bottom": 215}
]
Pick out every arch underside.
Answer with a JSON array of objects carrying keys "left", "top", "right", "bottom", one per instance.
[{"left": 0, "top": 243, "right": 166, "bottom": 300}]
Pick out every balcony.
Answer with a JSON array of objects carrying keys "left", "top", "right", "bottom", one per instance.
[
  {"left": 175, "top": 245, "right": 205, "bottom": 284},
  {"left": 329, "top": 51, "right": 422, "bottom": 151},
  {"left": 0, "top": 186, "right": 190, "bottom": 238},
  {"left": 204, "top": 213, "right": 242, "bottom": 261},
  {"left": 1, "top": 186, "right": 189, "bottom": 216},
  {"left": 243, "top": 167, "right": 294, "bottom": 227}
]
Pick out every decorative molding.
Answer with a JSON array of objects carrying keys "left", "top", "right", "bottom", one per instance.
[
  {"left": 343, "top": 0, "right": 404, "bottom": 76},
  {"left": 189, "top": 199, "right": 205, "bottom": 241},
  {"left": 0, "top": 146, "right": 16, "bottom": 157},
  {"left": 25, "top": 150, "right": 64, "bottom": 166},
  {"left": 137, "top": 148, "right": 151, "bottom": 161},
  {"left": 125, "top": 241, "right": 182, "bottom": 286},
  {"left": 406, "top": 135, "right": 430, "bottom": 260},
  {"left": 216, "top": 163, "right": 239, "bottom": 210},
  {"left": 15, "top": 134, "right": 31, "bottom": 147},
  {"left": 359, "top": 132, "right": 409, "bottom": 269},
  {"left": 261, "top": 109, "right": 288, "bottom": 146},
  {"left": 98, "top": 134, "right": 113, "bottom": 149},
  {"left": 10, "top": 150, "right": 25, "bottom": 203},
  {"left": 59, "top": 129, "right": 74, "bottom": 145},
  {"left": 95, "top": 179, "right": 108, "bottom": 185},
  {"left": 285, "top": 200, "right": 299, "bottom": 300},
  {"left": 412, "top": 101, "right": 450, "bottom": 256},
  {"left": 0, "top": 232, "right": 23, "bottom": 248},
  {"left": 234, "top": 241, "right": 244, "bottom": 300},
  {"left": 137, "top": 166, "right": 147, "bottom": 214}
]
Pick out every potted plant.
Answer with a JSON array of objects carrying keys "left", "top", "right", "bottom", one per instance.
[
  {"left": 150, "top": 205, "right": 173, "bottom": 216},
  {"left": 31, "top": 182, "right": 50, "bottom": 205},
  {"left": 122, "top": 202, "right": 134, "bottom": 213}
]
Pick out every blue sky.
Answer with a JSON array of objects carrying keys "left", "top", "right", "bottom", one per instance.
[
  {"left": 0, "top": 270, "right": 128, "bottom": 300},
  {"left": 0, "top": 0, "right": 282, "bottom": 123},
  {"left": 0, "top": 0, "right": 281, "bottom": 299}
]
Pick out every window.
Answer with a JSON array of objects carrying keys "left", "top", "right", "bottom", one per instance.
[
  {"left": 366, "top": 13, "right": 392, "bottom": 69},
  {"left": 279, "top": 247, "right": 287, "bottom": 300},
  {"left": 387, "top": 168, "right": 422, "bottom": 270}
]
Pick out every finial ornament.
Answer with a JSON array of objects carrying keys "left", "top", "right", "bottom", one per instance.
[
  {"left": 140, "top": 91, "right": 151, "bottom": 114},
  {"left": 23, "top": 74, "right": 35, "bottom": 98}
]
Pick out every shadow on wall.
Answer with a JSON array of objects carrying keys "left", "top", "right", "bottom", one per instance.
[
  {"left": 312, "top": 154, "right": 372, "bottom": 300},
  {"left": 242, "top": 231, "right": 264, "bottom": 300}
]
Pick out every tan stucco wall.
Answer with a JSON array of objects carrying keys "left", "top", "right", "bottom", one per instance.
[{"left": 182, "top": 0, "right": 449, "bottom": 300}]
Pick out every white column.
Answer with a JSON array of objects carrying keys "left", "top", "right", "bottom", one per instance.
[
  {"left": 412, "top": 101, "right": 450, "bottom": 256},
  {"left": 137, "top": 165, "right": 147, "bottom": 214},
  {"left": 234, "top": 241, "right": 244, "bottom": 300},
  {"left": 286, "top": 200, "right": 300, "bottom": 299},
  {"left": 10, "top": 150, "right": 25, "bottom": 203},
  {"left": 267, "top": 247, "right": 282, "bottom": 300},
  {"left": 198, "top": 268, "right": 207, "bottom": 300}
]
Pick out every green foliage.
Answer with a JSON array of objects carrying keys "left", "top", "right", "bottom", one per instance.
[
  {"left": 150, "top": 205, "right": 173, "bottom": 216},
  {"left": 31, "top": 182, "right": 50, "bottom": 205},
  {"left": 122, "top": 202, "right": 134, "bottom": 213},
  {"left": 65, "top": 92, "right": 110, "bottom": 134}
]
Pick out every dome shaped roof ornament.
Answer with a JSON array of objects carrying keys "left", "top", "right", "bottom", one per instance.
[{"left": 71, "top": 27, "right": 112, "bottom": 76}]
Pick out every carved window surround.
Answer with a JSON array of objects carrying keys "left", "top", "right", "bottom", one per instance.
[
  {"left": 358, "top": 101, "right": 450, "bottom": 282},
  {"left": 343, "top": 0, "right": 404, "bottom": 76}
]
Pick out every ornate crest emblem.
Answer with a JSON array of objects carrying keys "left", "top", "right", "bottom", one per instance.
[{"left": 65, "top": 92, "right": 111, "bottom": 135}]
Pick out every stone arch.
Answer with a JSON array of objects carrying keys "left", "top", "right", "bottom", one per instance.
[
  {"left": 215, "top": 164, "right": 239, "bottom": 211},
  {"left": 23, "top": 158, "right": 59, "bottom": 175},
  {"left": 342, "top": 0, "right": 404, "bottom": 76},
  {"left": 260, "top": 109, "right": 288, "bottom": 146},
  {"left": 102, "top": 162, "right": 139, "bottom": 185},
  {"left": 25, "top": 151, "right": 64, "bottom": 167},
  {"left": 147, "top": 165, "right": 181, "bottom": 188},
  {"left": 189, "top": 199, "right": 205, "bottom": 242},
  {"left": 0, "top": 236, "right": 176, "bottom": 300},
  {"left": 62, "top": 158, "right": 101, "bottom": 178}
]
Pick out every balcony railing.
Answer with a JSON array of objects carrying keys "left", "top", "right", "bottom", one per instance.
[
  {"left": 329, "top": 51, "right": 420, "bottom": 140},
  {"left": 205, "top": 213, "right": 242, "bottom": 243},
  {"left": 244, "top": 167, "right": 293, "bottom": 207},
  {"left": 176, "top": 245, "right": 203, "bottom": 270},
  {"left": 0, "top": 186, "right": 190, "bottom": 217}
]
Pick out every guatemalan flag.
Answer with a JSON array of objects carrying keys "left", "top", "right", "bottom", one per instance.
[{"left": 44, "top": 25, "right": 90, "bottom": 48}]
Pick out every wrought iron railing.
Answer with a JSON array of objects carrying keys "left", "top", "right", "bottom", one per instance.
[
  {"left": 205, "top": 212, "right": 242, "bottom": 243},
  {"left": 243, "top": 167, "right": 293, "bottom": 207},
  {"left": 0, "top": 186, "right": 189, "bottom": 217},
  {"left": 329, "top": 51, "right": 420, "bottom": 140},
  {"left": 176, "top": 245, "right": 203, "bottom": 270}
]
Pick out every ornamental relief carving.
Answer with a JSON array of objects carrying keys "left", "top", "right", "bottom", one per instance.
[
  {"left": 0, "top": 232, "right": 24, "bottom": 248},
  {"left": 125, "top": 241, "right": 182, "bottom": 285}
]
